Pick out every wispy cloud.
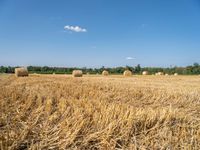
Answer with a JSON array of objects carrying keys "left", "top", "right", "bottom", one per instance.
[
  {"left": 64, "top": 25, "right": 87, "bottom": 32},
  {"left": 126, "top": 57, "right": 135, "bottom": 60}
]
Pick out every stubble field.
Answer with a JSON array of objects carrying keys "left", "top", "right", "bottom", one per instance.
[{"left": 1, "top": 74, "right": 200, "bottom": 149}]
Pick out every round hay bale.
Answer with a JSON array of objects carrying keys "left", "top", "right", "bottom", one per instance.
[
  {"left": 165, "top": 74, "right": 169, "bottom": 76},
  {"left": 174, "top": 73, "right": 178, "bottom": 76},
  {"left": 142, "top": 71, "right": 148, "bottom": 75},
  {"left": 72, "top": 70, "right": 83, "bottom": 77},
  {"left": 102, "top": 70, "right": 109, "bottom": 76},
  {"left": 123, "top": 70, "right": 132, "bottom": 76},
  {"left": 15, "top": 68, "right": 28, "bottom": 77},
  {"left": 157, "top": 72, "right": 164, "bottom": 76}
]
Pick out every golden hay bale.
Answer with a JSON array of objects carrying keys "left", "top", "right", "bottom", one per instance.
[
  {"left": 157, "top": 72, "right": 164, "bottom": 76},
  {"left": 102, "top": 70, "right": 109, "bottom": 76},
  {"left": 142, "top": 71, "right": 148, "bottom": 75},
  {"left": 72, "top": 70, "right": 83, "bottom": 77},
  {"left": 15, "top": 68, "right": 28, "bottom": 77},
  {"left": 165, "top": 74, "right": 169, "bottom": 76},
  {"left": 123, "top": 70, "right": 132, "bottom": 76},
  {"left": 174, "top": 73, "right": 178, "bottom": 76}
]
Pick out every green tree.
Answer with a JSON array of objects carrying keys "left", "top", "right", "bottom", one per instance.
[{"left": 134, "top": 64, "right": 141, "bottom": 74}]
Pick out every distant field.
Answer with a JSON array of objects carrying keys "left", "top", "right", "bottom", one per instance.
[{"left": 1, "top": 74, "right": 200, "bottom": 149}]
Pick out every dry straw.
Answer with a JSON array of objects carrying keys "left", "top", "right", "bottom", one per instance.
[
  {"left": 15, "top": 68, "right": 28, "bottom": 77},
  {"left": 102, "top": 70, "right": 109, "bottom": 76},
  {"left": 45, "top": 98, "right": 52, "bottom": 113},
  {"left": 1, "top": 74, "right": 200, "bottom": 149},
  {"left": 72, "top": 70, "right": 83, "bottom": 77},
  {"left": 123, "top": 70, "right": 132, "bottom": 76},
  {"left": 58, "top": 98, "right": 66, "bottom": 113},
  {"left": 142, "top": 71, "right": 148, "bottom": 75}
]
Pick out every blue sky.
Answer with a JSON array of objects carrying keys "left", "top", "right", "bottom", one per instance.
[{"left": 0, "top": 0, "right": 200, "bottom": 67}]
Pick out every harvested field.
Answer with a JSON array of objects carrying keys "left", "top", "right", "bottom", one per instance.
[{"left": 1, "top": 74, "right": 200, "bottom": 149}]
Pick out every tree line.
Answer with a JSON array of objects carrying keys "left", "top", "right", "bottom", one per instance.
[{"left": 0, "top": 63, "right": 200, "bottom": 75}]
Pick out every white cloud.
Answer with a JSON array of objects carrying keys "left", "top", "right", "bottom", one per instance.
[
  {"left": 126, "top": 57, "right": 135, "bottom": 60},
  {"left": 64, "top": 25, "right": 87, "bottom": 32}
]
